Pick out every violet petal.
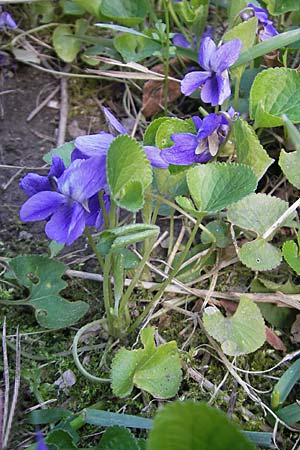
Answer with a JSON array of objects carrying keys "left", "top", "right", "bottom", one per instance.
[
  {"left": 181, "top": 71, "right": 211, "bottom": 96},
  {"left": 20, "top": 191, "right": 65, "bottom": 222}
]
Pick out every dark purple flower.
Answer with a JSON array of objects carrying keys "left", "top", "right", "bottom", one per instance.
[
  {"left": 20, "top": 155, "right": 65, "bottom": 196},
  {"left": 36, "top": 431, "right": 48, "bottom": 450},
  {"left": 20, "top": 156, "right": 107, "bottom": 245},
  {"left": 246, "top": 3, "right": 278, "bottom": 41},
  {"left": 0, "top": 7, "right": 17, "bottom": 29},
  {"left": 161, "top": 112, "right": 231, "bottom": 165},
  {"left": 181, "top": 37, "right": 242, "bottom": 106},
  {"left": 73, "top": 107, "right": 169, "bottom": 169}
]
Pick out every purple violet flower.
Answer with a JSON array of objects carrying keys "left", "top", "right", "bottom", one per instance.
[
  {"left": 20, "top": 155, "right": 65, "bottom": 196},
  {"left": 20, "top": 156, "right": 107, "bottom": 245},
  {"left": 160, "top": 112, "right": 232, "bottom": 166},
  {"left": 73, "top": 107, "right": 169, "bottom": 169},
  {"left": 245, "top": 3, "right": 278, "bottom": 41},
  {"left": 181, "top": 37, "right": 242, "bottom": 106},
  {"left": 36, "top": 430, "right": 48, "bottom": 450},
  {"left": 0, "top": 7, "right": 17, "bottom": 29}
]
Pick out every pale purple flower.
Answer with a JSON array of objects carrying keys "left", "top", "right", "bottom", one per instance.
[
  {"left": 0, "top": 7, "right": 17, "bottom": 29},
  {"left": 20, "top": 156, "right": 108, "bottom": 245},
  {"left": 245, "top": 3, "right": 278, "bottom": 41},
  {"left": 161, "top": 112, "right": 232, "bottom": 165},
  {"left": 73, "top": 107, "right": 169, "bottom": 169},
  {"left": 181, "top": 37, "right": 242, "bottom": 106},
  {"left": 36, "top": 431, "right": 48, "bottom": 450}
]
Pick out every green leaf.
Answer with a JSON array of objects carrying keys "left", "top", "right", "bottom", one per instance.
[
  {"left": 279, "top": 149, "right": 300, "bottom": 188},
  {"left": 281, "top": 114, "right": 300, "bottom": 152},
  {"left": 53, "top": 25, "right": 81, "bottom": 63},
  {"left": 85, "top": 409, "right": 153, "bottom": 429},
  {"left": 59, "top": 0, "right": 86, "bottom": 16},
  {"left": 271, "top": 358, "right": 300, "bottom": 409},
  {"left": 96, "top": 426, "right": 140, "bottom": 450},
  {"left": 107, "top": 135, "right": 152, "bottom": 212},
  {"left": 9, "top": 255, "right": 88, "bottom": 329},
  {"left": 43, "top": 141, "right": 75, "bottom": 166},
  {"left": 233, "top": 119, "right": 274, "bottom": 179},
  {"left": 111, "top": 327, "right": 182, "bottom": 398},
  {"left": 148, "top": 401, "right": 256, "bottom": 450},
  {"left": 224, "top": 17, "right": 258, "bottom": 80},
  {"left": 28, "top": 408, "right": 72, "bottom": 425},
  {"left": 203, "top": 295, "right": 266, "bottom": 356},
  {"left": 250, "top": 68, "right": 300, "bottom": 128},
  {"left": 228, "top": 0, "right": 248, "bottom": 26},
  {"left": 98, "top": 224, "right": 159, "bottom": 256},
  {"left": 73, "top": 0, "right": 105, "bottom": 18},
  {"left": 200, "top": 220, "right": 231, "bottom": 249},
  {"left": 283, "top": 239, "right": 300, "bottom": 274},
  {"left": 47, "top": 428, "right": 79, "bottom": 450},
  {"left": 264, "top": 0, "right": 300, "bottom": 15},
  {"left": 227, "top": 193, "right": 294, "bottom": 236},
  {"left": 49, "top": 241, "right": 64, "bottom": 258},
  {"left": 100, "top": 0, "right": 148, "bottom": 26},
  {"left": 114, "top": 34, "right": 161, "bottom": 62},
  {"left": 238, "top": 238, "right": 282, "bottom": 271},
  {"left": 187, "top": 163, "right": 257, "bottom": 212},
  {"left": 143, "top": 118, "right": 169, "bottom": 146},
  {"left": 155, "top": 118, "right": 195, "bottom": 149},
  {"left": 276, "top": 402, "right": 300, "bottom": 425},
  {"left": 175, "top": 196, "right": 202, "bottom": 218}
]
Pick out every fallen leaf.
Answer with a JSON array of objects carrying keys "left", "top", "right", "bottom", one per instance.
[
  {"left": 265, "top": 326, "right": 286, "bottom": 351},
  {"left": 142, "top": 58, "right": 181, "bottom": 118},
  {"left": 291, "top": 314, "right": 300, "bottom": 344}
]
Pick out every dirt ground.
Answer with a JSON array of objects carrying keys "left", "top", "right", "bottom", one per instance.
[{"left": 0, "top": 64, "right": 59, "bottom": 250}]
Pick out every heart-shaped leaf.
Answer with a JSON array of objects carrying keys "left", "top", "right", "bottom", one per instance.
[
  {"left": 111, "top": 327, "right": 182, "bottom": 398},
  {"left": 9, "top": 255, "right": 88, "bottom": 329},
  {"left": 53, "top": 25, "right": 81, "bottom": 63},
  {"left": 250, "top": 68, "right": 300, "bottom": 128},
  {"left": 148, "top": 401, "right": 256, "bottom": 450},
  {"left": 96, "top": 426, "right": 141, "bottom": 450},
  {"left": 279, "top": 149, "right": 300, "bottom": 189},
  {"left": 233, "top": 118, "right": 273, "bottom": 179},
  {"left": 107, "top": 135, "right": 152, "bottom": 212},
  {"left": 155, "top": 118, "right": 196, "bottom": 149},
  {"left": 238, "top": 238, "right": 282, "bottom": 271},
  {"left": 227, "top": 193, "right": 294, "bottom": 237},
  {"left": 114, "top": 34, "right": 161, "bottom": 62},
  {"left": 264, "top": 0, "right": 300, "bottom": 15},
  {"left": 187, "top": 163, "right": 257, "bottom": 212},
  {"left": 203, "top": 295, "right": 266, "bottom": 356},
  {"left": 100, "top": 0, "right": 148, "bottom": 26},
  {"left": 283, "top": 238, "right": 300, "bottom": 275}
]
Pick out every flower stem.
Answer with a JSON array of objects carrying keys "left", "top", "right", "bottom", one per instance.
[
  {"left": 163, "top": 0, "right": 171, "bottom": 113},
  {"left": 233, "top": 75, "right": 241, "bottom": 111},
  {"left": 85, "top": 229, "right": 104, "bottom": 270},
  {"left": 118, "top": 236, "right": 157, "bottom": 316},
  {"left": 98, "top": 190, "right": 109, "bottom": 229},
  {"left": 129, "top": 216, "right": 203, "bottom": 333},
  {"left": 72, "top": 320, "right": 110, "bottom": 383}
]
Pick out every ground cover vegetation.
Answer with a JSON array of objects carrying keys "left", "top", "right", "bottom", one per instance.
[{"left": 2, "top": 0, "right": 300, "bottom": 448}]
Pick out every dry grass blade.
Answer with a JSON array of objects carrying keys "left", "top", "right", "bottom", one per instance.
[{"left": 1, "top": 319, "right": 21, "bottom": 450}]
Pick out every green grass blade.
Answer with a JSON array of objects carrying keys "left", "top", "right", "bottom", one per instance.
[
  {"left": 271, "top": 358, "right": 300, "bottom": 409},
  {"left": 233, "top": 28, "right": 300, "bottom": 67},
  {"left": 276, "top": 402, "right": 300, "bottom": 425},
  {"left": 243, "top": 431, "right": 273, "bottom": 448}
]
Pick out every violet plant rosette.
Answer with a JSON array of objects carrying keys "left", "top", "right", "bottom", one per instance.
[
  {"left": 181, "top": 37, "right": 242, "bottom": 106},
  {"left": 20, "top": 155, "right": 108, "bottom": 245},
  {"left": 160, "top": 112, "right": 233, "bottom": 165},
  {"left": 246, "top": 3, "right": 278, "bottom": 41}
]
